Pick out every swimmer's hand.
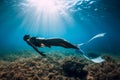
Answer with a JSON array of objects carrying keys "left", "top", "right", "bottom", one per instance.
[{"left": 39, "top": 52, "right": 46, "bottom": 57}]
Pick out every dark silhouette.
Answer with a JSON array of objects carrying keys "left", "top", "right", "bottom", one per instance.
[{"left": 23, "top": 35, "right": 79, "bottom": 57}]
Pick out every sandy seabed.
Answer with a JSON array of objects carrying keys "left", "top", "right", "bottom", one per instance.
[{"left": 0, "top": 51, "right": 120, "bottom": 80}]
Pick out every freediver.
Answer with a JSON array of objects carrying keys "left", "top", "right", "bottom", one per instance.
[
  {"left": 23, "top": 35, "right": 79, "bottom": 57},
  {"left": 23, "top": 34, "right": 106, "bottom": 63}
]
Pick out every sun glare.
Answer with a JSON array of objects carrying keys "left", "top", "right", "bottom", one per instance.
[
  {"left": 20, "top": 0, "right": 75, "bottom": 36},
  {"left": 28, "top": 0, "right": 57, "bottom": 13}
]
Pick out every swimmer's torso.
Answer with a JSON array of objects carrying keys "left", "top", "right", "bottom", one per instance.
[
  {"left": 29, "top": 37, "right": 46, "bottom": 47},
  {"left": 29, "top": 37, "right": 63, "bottom": 47}
]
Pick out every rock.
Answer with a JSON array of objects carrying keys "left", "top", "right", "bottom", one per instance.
[{"left": 62, "top": 61, "right": 88, "bottom": 79}]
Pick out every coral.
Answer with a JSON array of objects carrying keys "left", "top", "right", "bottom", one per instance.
[
  {"left": 102, "top": 55, "right": 116, "bottom": 62},
  {"left": 0, "top": 52, "right": 119, "bottom": 80},
  {"left": 86, "top": 61, "right": 120, "bottom": 80}
]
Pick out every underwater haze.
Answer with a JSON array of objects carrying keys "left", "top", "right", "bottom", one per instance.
[
  {"left": 0, "top": 0, "right": 120, "bottom": 55},
  {"left": 0, "top": 1, "right": 120, "bottom": 80}
]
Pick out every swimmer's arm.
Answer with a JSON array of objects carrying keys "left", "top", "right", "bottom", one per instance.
[{"left": 27, "top": 41, "right": 46, "bottom": 57}]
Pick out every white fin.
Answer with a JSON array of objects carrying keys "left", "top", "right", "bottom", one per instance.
[
  {"left": 77, "top": 49, "right": 105, "bottom": 63},
  {"left": 78, "top": 33, "right": 106, "bottom": 47},
  {"left": 76, "top": 33, "right": 106, "bottom": 63},
  {"left": 83, "top": 54, "right": 105, "bottom": 63},
  {"left": 91, "top": 56, "right": 105, "bottom": 63},
  {"left": 88, "top": 33, "right": 106, "bottom": 43}
]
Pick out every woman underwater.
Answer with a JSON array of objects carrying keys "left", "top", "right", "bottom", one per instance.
[{"left": 23, "top": 34, "right": 105, "bottom": 63}]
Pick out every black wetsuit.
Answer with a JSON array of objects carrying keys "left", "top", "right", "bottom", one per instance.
[
  {"left": 25, "top": 37, "right": 79, "bottom": 57},
  {"left": 29, "top": 37, "right": 79, "bottom": 49}
]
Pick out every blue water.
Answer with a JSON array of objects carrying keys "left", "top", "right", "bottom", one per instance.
[{"left": 0, "top": 0, "right": 120, "bottom": 55}]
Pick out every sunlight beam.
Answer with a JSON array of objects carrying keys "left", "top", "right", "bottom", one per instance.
[
  {"left": 27, "top": 0, "right": 58, "bottom": 14},
  {"left": 19, "top": 0, "right": 75, "bottom": 36},
  {"left": 19, "top": 0, "right": 94, "bottom": 36}
]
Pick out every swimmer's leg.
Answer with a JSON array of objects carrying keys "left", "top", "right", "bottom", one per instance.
[
  {"left": 58, "top": 39, "right": 79, "bottom": 49},
  {"left": 48, "top": 38, "right": 79, "bottom": 49}
]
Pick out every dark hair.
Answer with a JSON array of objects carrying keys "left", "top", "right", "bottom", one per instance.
[{"left": 23, "top": 35, "right": 30, "bottom": 41}]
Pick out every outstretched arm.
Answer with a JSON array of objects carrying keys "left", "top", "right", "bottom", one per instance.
[{"left": 27, "top": 41, "right": 46, "bottom": 57}]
